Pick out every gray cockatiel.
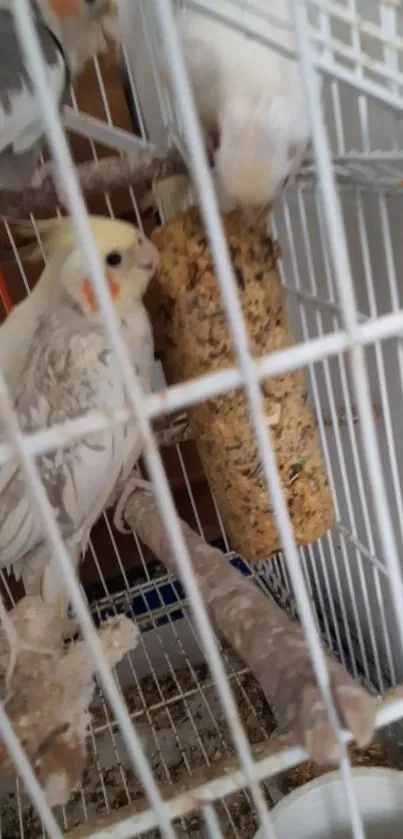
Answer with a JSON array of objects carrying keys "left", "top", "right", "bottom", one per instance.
[
  {"left": 0, "top": 215, "right": 159, "bottom": 617},
  {"left": 0, "top": 0, "right": 118, "bottom": 193}
]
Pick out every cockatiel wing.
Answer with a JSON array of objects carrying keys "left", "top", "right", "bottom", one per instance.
[
  {"left": 0, "top": 212, "right": 158, "bottom": 612},
  {"left": 172, "top": 2, "right": 313, "bottom": 210},
  {"left": 161, "top": 8, "right": 219, "bottom": 131},
  {"left": 0, "top": 5, "right": 68, "bottom": 189},
  {"left": 0, "top": 312, "right": 127, "bottom": 573},
  {"left": 0, "top": 259, "right": 58, "bottom": 388},
  {"left": 152, "top": 10, "right": 221, "bottom": 215},
  {"left": 173, "top": 13, "right": 220, "bottom": 129}
]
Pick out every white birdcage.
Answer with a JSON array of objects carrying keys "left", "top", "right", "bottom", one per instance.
[{"left": 3, "top": 1, "right": 403, "bottom": 838}]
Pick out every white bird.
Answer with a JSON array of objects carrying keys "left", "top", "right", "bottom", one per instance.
[
  {"left": 0, "top": 215, "right": 159, "bottom": 617},
  {"left": 159, "top": 1, "right": 314, "bottom": 215}
]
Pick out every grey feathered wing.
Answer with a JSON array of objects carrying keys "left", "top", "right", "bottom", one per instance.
[
  {"left": 0, "top": 306, "right": 128, "bottom": 607},
  {"left": 0, "top": 5, "right": 68, "bottom": 189}
]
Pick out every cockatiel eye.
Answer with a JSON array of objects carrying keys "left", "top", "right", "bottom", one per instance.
[{"left": 105, "top": 250, "right": 123, "bottom": 267}]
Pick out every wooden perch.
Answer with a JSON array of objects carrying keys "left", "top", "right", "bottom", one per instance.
[
  {"left": 0, "top": 143, "right": 186, "bottom": 218},
  {"left": 0, "top": 597, "right": 139, "bottom": 806},
  {"left": 153, "top": 402, "right": 384, "bottom": 450},
  {"left": 124, "top": 490, "right": 376, "bottom": 765}
]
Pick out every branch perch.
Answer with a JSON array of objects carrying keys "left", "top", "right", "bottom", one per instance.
[
  {"left": 0, "top": 597, "right": 139, "bottom": 805},
  {"left": 124, "top": 490, "right": 376, "bottom": 765},
  {"left": 0, "top": 143, "right": 186, "bottom": 218}
]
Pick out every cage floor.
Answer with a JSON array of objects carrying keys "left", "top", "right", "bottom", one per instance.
[
  {"left": 86, "top": 662, "right": 276, "bottom": 838},
  {"left": 1, "top": 568, "right": 402, "bottom": 839},
  {"left": 0, "top": 587, "right": 278, "bottom": 839}
]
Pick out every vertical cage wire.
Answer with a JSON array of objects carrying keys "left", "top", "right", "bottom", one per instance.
[
  {"left": 289, "top": 1, "right": 403, "bottom": 660},
  {"left": 152, "top": 5, "right": 360, "bottom": 795},
  {"left": 5, "top": 2, "right": 186, "bottom": 836},
  {"left": 283, "top": 182, "right": 398, "bottom": 689},
  {"left": 6, "top": 1, "right": 284, "bottom": 836},
  {"left": 273, "top": 196, "right": 384, "bottom": 686},
  {"left": 5, "top": 0, "right": 403, "bottom": 837}
]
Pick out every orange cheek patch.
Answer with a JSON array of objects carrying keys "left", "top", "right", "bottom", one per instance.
[
  {"left": 105, "top": 270, "right": 120, "bottom": 300},
  {"left": 80, "top": 272, "right": 120, "bottom": 312},
  {"left": 81, "top": 278, "right": 96, "bottom": 313},
  {"left": 48, "top": 0, "right": 79, "bottom": 19}
]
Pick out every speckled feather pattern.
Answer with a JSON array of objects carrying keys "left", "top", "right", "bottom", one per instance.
[
  {"left": 151, "top": 208, "right": 334, "bottom": 561},
  {"left": 0, "top": 293, "right": 154, "bottom": 582}
]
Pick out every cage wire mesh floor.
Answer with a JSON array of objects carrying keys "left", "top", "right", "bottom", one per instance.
[
  {"left": 4, "top": 0, "right": 403, "bottom": 838},
  {"left": 1, "top": 560, "right": 281, "bottom": 839},
  {"left": 1, "top": 559, "right": 402, "bottom": 839}
]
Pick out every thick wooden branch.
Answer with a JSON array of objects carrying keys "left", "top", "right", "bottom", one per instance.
[
  {"left": 124, "top": 490, "right": 376, "bottom": 765},
  {"left": 0, "top": 144, "right": 186, "bottom": 218},
  {"left": 0, "top": 597, "right": 139, "bottom": 805}
]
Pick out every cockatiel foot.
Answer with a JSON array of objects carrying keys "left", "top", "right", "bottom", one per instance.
[{"left": 113, "top": 474, "right": 153, "bottom": 534}]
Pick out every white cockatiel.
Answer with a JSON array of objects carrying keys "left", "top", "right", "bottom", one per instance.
[
  {"left": 0, "top": 215, "right": 159, "bottom": 618},
  {"left": 159, "top": 1, "right": 313, "bottom": 214},
  {"left": 0, "top": 0, "right": 119, "bottom": 193}
]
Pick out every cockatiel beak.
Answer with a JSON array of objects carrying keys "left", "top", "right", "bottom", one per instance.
[{"left": 135, "top": 237, "right": 160, "bottom": 278}]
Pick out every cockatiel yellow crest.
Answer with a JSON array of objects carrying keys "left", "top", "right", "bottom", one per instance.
[{"left": 0, "top": 214, "right": 159, "bottom": 633}]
